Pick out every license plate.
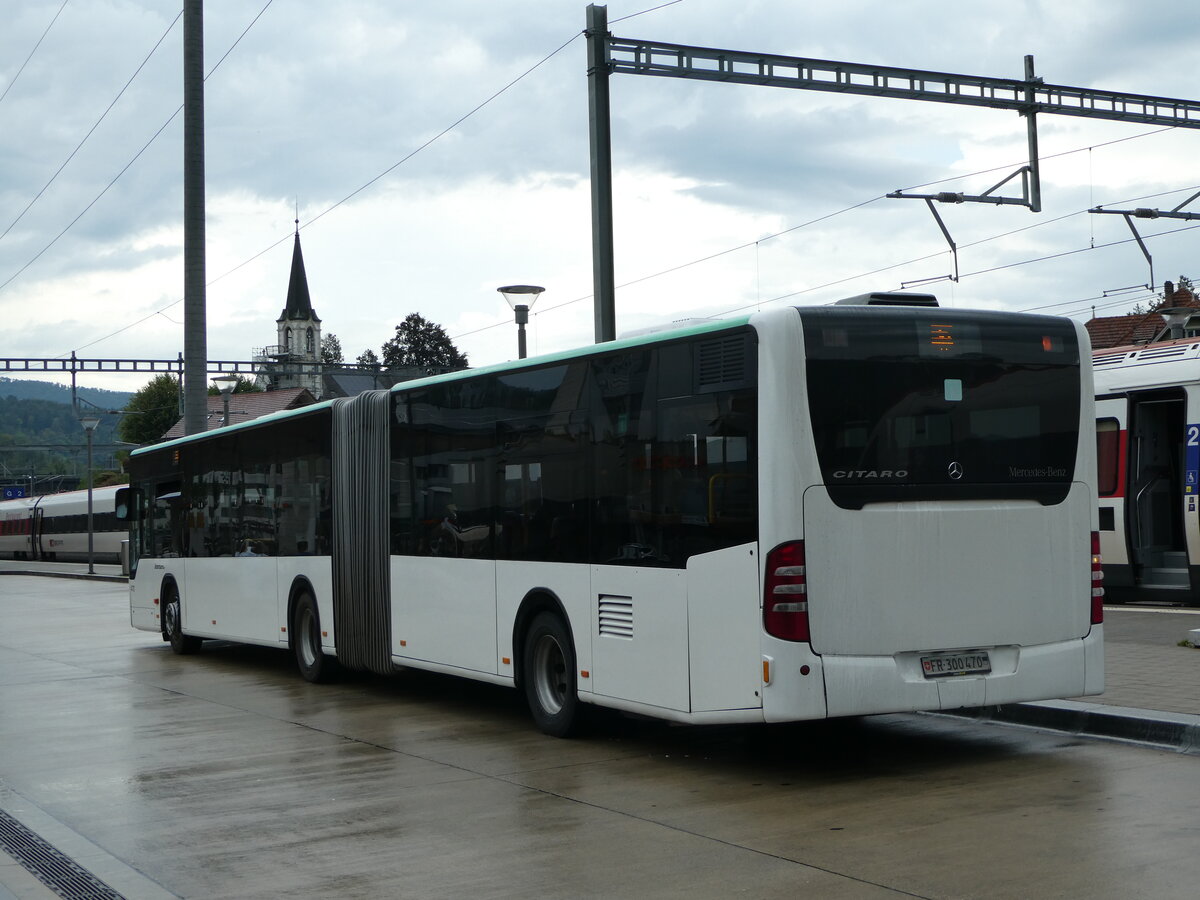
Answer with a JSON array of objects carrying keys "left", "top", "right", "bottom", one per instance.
[{"left": 920, "top": 650, "right": 991, "bottom": 679}]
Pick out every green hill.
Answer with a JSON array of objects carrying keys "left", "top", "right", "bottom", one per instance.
[
  {"left": 0, "top": 393, "right": 125, "bottom": 493},
  {"left": 0, "top": 377, "right": 132, "bottom": 409}
]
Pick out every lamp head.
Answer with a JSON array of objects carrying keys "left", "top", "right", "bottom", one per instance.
[
  {"left": 211, "top": 374, "right": 239, "bottom": 395},
  {"left": 497, "top": 284, "right": 544, "bottom": 312}
]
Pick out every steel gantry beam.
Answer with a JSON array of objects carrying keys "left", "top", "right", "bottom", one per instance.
[
  {"left": 0, "top": 356, "right": 323, "bottom": 376},
  {"left": 585, "top": 3, "right": 1200, "bottom": 341},
  {"left": 603, "top": 39, "right": 1200, "bottom": 128}
]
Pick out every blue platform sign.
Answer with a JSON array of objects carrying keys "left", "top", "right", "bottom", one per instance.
[
  {"left": 2, "top": 487, "right": 25, "bottom": 500},
  {"left": 1187, "top": 425, "right": 1200, "bottom": 495}
]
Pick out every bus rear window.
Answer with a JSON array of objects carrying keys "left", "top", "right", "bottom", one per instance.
[{"left": 801, "top": 308, "right": 1080, "bottom": 509}]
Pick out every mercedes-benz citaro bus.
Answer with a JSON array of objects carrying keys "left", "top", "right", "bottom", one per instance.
[{"left": 119, "top": 292, "right": 1103, "bottom": 736}]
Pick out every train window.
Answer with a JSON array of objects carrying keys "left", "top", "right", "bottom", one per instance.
[{"left": 1097, "top": 418, "right": 1121, "bottom": 497}]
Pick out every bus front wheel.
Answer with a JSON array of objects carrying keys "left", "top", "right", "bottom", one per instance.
[
  {"left": 163, "top": 583, "right": 201, "bottom": 655},
  {"left": 291, "top": 591, "right": 339, "bottom": 684},
  {"left": 523, "top": 611, "right": 581, "bottom": 737}
]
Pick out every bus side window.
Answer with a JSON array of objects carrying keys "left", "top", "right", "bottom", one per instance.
[
  {"left": 1096, "top": 418, "right": 1121, "bottom": 497},
  {"left": 655, "top": 391, "right": 757, "bottom": 563},
  {"left": 590, "top": 347, "right": 657, "bottom": 565},
  {"left": 149, "top": 483, "right": 183, "bottom": 558}
]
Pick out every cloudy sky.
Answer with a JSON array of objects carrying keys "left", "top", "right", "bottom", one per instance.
[{"left": 1, "top": 0, "right": 1197, "bottom": 393}]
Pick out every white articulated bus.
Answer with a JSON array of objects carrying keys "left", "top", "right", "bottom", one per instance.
[
  {"left": 121, "top": 293, "right": 1103, "bottom": 735},
  {"left": 1093, "top": 337, "right": 1200, "bottom": 605}
]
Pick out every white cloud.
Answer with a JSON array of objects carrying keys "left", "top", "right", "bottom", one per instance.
[{"left": 0, "top": 0, "right": 1196, "bottom": 395}]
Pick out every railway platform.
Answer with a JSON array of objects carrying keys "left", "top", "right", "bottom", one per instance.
[
  {"left": 2, "top": 570, "right": 1198, "bottom": 900},
  {"left": 2, "top": 559, "right": 1198, "bottom": 752}
]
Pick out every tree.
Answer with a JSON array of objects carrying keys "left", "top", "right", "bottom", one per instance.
[
  {"left": 322, "top": 333, "right": 344, "bottom": 364},
  {"left": 356, "top": 348, "right": 380, "bottom": 368},
  {"left": 1127, "top": 276, "right": 1195, "bottom": 316},
  {"left": 118, "top": 374, "right": 180, "bottom": 445},
  {"left": 380, "top": 313, "right": 468, "bottom": 368}
]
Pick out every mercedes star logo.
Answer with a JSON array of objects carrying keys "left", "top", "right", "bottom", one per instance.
[{"left": 948, "top": 461, "right": 963, "bottom": 480}]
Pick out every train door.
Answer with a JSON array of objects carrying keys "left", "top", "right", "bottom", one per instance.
[
  {"left": 30, "top": 505, "right": 45, "bottom": 561},
  {"left": 1126, "top": 389, "right": 1188, "bottom": 591}
]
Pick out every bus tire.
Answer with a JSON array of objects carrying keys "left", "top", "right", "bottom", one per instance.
[
  {"left": 163, "top": 583, "right": 201, "bottom": 655},
  {"left": 523, "top": 611, "right": 581, "bottom": 737},
  {"left": 291, "top": 591, "right": 339, "bottom": 684}
]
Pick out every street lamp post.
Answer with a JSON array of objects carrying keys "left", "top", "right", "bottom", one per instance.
[
  {"left": 497, "top": 285, "right": 544, "bottom": 359},
  {"left": 79, "top": 415, "right": 101, "bottom": 574},
  {"left": 211, "top": 374, "right": 239, "bottom": 426}
]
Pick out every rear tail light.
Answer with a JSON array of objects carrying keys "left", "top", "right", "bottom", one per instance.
[
  {"left": 764, "top": 541, "right": 809, "bottom": 642},
  {"left": 1091, "top": 531, "right": 1104, "bottom": 625}
]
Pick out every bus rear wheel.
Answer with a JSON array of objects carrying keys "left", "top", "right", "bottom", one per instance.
[
  {"left": 523, "top": 611, "right": 581, "bottom": 737},
  {"left": 163, "top": 583, "right": 201, "bottom": 655},
  {"left": 291, "top": 591, "right": 339, "bottom": 684}
]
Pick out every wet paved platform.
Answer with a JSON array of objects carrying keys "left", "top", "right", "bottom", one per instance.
[{"left": 1, "top": 565, "right": 1197, "bottom": 898}]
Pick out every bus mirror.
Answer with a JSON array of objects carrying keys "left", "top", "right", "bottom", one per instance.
[{"left": 114, "top": 487, "right": 140, "bottom": 521}]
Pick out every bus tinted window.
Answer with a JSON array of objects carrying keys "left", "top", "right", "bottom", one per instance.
[
  {"left": 127, "top": 408, "right": 333, "bottom": 560},
  {"left": 391, "top": 331, "right": 759, "bottom": 567},
  {"left": 394, "top": 382, "right": 501, "bottom": 558},
  {"left": 802, "top": 308, "right": 1080, "bottom": 508}
]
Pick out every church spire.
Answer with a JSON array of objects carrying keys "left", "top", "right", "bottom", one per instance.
[{"left": 278, "top": 219, "right": 320, "bottom": 323}]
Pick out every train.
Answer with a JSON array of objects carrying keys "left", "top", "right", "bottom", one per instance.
[
  {"left": 1094, "top": 335, "right": 1200, "bottom": 606},
  {"left": 0, "top": 485, "right": 125, "bottom": 562}
]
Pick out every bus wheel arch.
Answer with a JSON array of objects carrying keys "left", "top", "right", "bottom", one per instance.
[
  {"left": 161, "top": 577, "right": 201, "bottom": 654},
  {"left": 288, "top": 578, "right": 339, "bottom": 684},
  {"left": 514, "top": 590, "right": 581, "bottom": 737}
]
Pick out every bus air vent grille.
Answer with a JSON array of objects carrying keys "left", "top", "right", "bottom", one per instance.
[
  {"left": 598, "top": 595, "right": 634, "bottom": 639},
  {"left": 696, "top": 335, "right": 747, "bottom": 389}
]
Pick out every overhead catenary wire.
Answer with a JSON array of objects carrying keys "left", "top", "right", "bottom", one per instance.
[
  {"left": 451, "top": 175, "right": 1199, "bottom": 343},
  {"left": 203, "top": 28, "right": 584, "bottom": 291},
  {"left": 610, "top": 0, "right": 685, "bottom": 24},
  {"left": 1, "top": 1, "right": 276, "bottom": 303},
  {"left": 23, "top": 6, "right": 1187, "bottom": 358},
  {"left": 455, "top": 119, "right": 1190, "bottom": 340},
  {"left": 0, "top": 0, "right": 70, "bottom": 108},
  {"left": 0, "top": 9, "right": 183, "bottom": 245},
  {"left": 731, "top": 221, "right": 1200, "bottom": 318},
  {"left": 897, "top": 126, "right": 1179, "bottom": 194},
  {"left": 66, "top": 0, "right": 654, "bottom": 315},
  {"left": 68, "top": 25, "right": 588, "bottom": 355}
]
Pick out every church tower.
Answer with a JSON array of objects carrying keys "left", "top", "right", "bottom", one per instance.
[{"left": 271, "top": 221, "right": 322, "bottom": 396}]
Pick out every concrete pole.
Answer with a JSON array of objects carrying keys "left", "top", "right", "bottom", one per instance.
[
  {"left": 183, "top": 0, "right": 208, "bottom": 435},
  {"left": 586, "top": 4, "right": 616, "bottom": 344}
]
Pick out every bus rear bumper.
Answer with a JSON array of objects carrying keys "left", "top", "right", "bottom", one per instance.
[{"left": 816, "top": 628, "right": 1103, "bottom": 719}]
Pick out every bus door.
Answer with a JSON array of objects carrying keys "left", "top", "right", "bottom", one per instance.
[{"left": 1126, "top": 389, "right": 1189, "bottom": 590}]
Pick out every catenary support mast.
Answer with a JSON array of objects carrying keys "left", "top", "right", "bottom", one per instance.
[
  {"left": 183, "top": 0, "right": 207, "bottom": 435},
  {"left": 585, "top": 3, "right": 1200, "bottom": 342}
]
